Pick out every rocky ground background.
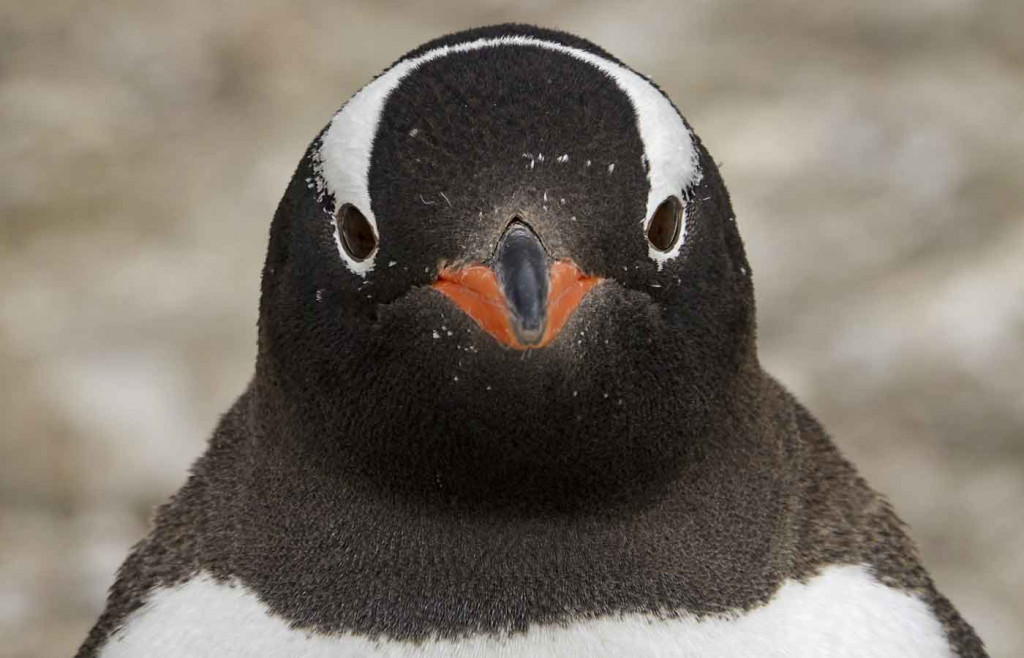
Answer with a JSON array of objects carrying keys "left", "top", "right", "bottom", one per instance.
[{"left": 2, "top": 1, "right": 1022, "bottom": 656}]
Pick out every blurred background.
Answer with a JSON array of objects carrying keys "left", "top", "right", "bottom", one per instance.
[{"left": 2, "top": 0, "right": 1022, "bottom": 655}]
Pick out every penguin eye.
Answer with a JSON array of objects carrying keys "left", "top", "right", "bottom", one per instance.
[
  {"left": 647, "top": 196, "right": 683, "bottom": 252},
  {"left": 336, "top": 204, "right": 377, "bottom": 261}
]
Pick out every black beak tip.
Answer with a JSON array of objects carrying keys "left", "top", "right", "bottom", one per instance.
[{"left": 512, "top": 321, "right": 545, "bottom": 346}]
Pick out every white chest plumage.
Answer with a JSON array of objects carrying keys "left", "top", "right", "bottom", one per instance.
[{"left": 98, "top": 564, "right": 953, "bottom": 658}]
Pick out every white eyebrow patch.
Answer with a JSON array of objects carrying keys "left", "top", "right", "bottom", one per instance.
[{"left": 314, "top": 34, "right": 701, "bottom": 277}]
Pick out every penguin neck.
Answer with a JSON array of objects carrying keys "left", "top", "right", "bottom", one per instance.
[{"left": 250, "top": 349, "right": 763, "bottom": 514}]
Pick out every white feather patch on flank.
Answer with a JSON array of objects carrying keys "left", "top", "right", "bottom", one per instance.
[
  {"left": 98, "top": 564, "right": 953, "bottom": 658},
  {"left": 315, "top": 34, "right": 701, "bottom": 277}
]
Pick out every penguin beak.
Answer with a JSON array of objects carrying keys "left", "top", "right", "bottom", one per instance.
[{"left": 432, "top": 221, "right": 600, "bottom": 349}]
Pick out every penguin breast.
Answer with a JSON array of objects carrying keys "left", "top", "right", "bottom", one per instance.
[{"left": 99, "top": 565, "right": 953, "bottom": 658}]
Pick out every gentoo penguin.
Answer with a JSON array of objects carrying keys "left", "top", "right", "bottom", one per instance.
[{"left": 78, "top": 24, "right": 986, "bottom": 658}]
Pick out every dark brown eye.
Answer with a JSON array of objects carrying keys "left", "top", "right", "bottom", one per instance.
[
  {"left": 647, "top": 196, "right": 683, "bottom": 252},
  {"left": 336, "top": 204, "right": 377, "bottom": 261}
]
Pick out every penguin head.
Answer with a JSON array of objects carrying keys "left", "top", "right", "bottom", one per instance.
[{"left": 258, "top": 25, "right": 754, "bottom": 507}]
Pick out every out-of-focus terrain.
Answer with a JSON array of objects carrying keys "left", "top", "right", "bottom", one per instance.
[{"left": 1, "top": 1, "right": 1021, "bottom": 656}]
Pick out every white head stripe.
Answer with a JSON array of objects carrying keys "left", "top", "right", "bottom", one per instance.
[{"left": 315, "top": 35, "right": 702, "bottom": 276}]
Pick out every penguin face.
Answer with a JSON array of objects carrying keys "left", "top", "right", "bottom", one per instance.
[{"left": 259, "top": 26, "right": 754, "bottom": 504}]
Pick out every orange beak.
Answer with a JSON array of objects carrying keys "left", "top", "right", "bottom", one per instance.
[{"left": 433, "top": 261, "right": 600, "bottom": 349}]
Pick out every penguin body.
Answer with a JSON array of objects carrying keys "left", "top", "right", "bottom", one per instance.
[{"left": 78, "top": 25, "right": 986, "bottom": 658}]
